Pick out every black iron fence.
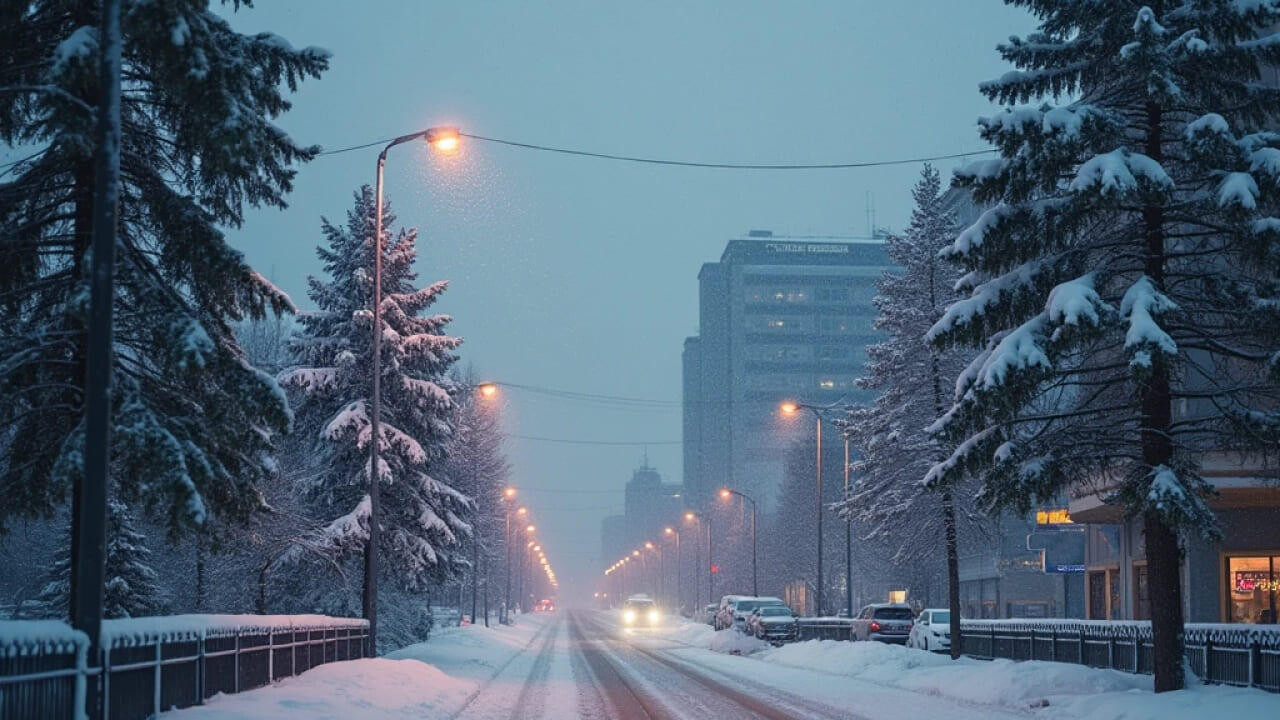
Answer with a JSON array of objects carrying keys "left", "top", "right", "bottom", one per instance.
[
  {"left": 0, "top": 614, "right": 368, "bottom": 720},
  {"left": 958, "top": 619, "right": 1280, "bottom": 693}
]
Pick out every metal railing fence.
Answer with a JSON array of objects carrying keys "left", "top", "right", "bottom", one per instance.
[
  {"left": 958, "top": 619, "right": 1280, "bottom": 693},
  {"left": 0, "top": 615, "right": 368, "bottom": 720}
]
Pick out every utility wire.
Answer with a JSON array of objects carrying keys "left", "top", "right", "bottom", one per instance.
[{"left": 317, "top": 131, "right": 995, "bottom": 169}]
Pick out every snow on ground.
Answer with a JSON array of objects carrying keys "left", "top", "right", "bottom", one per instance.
[
  {"left": 162, "top": 612, "right": 552, "bottom": 720},
  {"left": 651, "top": 616, "right": 1279, "bottom": 720},
  {"left": 159, "top": 656, "right": 470, "bottom": 720}
]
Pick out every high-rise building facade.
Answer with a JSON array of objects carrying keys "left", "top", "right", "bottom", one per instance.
[{"left": 683, "top": 231, "right": 892, "bottom": 510}]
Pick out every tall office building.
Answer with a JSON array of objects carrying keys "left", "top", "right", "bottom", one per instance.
[{"left": 682, "top": 231, "right": 892, "bottom": 510}]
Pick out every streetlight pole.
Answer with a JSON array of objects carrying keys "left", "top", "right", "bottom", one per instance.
[
  {"left": 719, "top": 488, "right": 757, "bottom": 597},
  {"left": 665, "top": 527, "right": 680, "bottom": 613},
  {"left": 844, "top": 435, "right": 853, "bottom": 618},
  {"left": 781, "top": 400, "right": 848, "bottom": 617},
  {"left": 365, "top": 126, "right": 460, "bottom": 653}
]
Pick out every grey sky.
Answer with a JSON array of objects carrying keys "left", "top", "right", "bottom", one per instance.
[{"left": 223, "top": 0, "right": 1034, "bottom": 598}]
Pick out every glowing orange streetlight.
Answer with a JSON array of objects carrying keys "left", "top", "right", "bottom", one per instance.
[
  {"left": 425, "top": 126, "right": 460, "bottom": 153},
  {"left": 780, "top": 400, "right": 799, "bottom": 415},
  {"left": 503, "top": 486, "right": 516, "bottom": 499},
  {"left": 478, "top": 382, "right": 499, "bottom": 399},
  {"left": 719, "top": 487, "right": 731, "bottom": 500},
  {"left": 644, "top": 541, "right": 654, "bottom": 550},
  {"left": 517, "top": 506, "right": 527, "bottom": 516},
  {"left": 684, "top": 511, "right": 696, "bottom": 522},
  {"left": 526, "top": 524, "right": 536, "bottom": 533}
]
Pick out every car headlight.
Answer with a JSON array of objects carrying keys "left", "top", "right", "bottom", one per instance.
[
  {"left": 648, "top": 609, "right": 661, "bottom": 623},
  {"left": 623, "top": 610, "right": 637, "bottom": 624}
]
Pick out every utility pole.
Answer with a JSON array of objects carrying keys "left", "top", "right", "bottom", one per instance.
[{"left": 73, "top": 3, "right": 121, "bottom": 713}]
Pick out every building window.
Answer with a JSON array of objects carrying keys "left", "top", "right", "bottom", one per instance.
[
  {"left": 816, "top": 346, "right": 848, "bottom": 360},
  {"left": 1108, "top": 568, "right": 1121, "bottom": 619},
  {"left": 1226, "top": 555, "right": 1279, "bottom": 624},
  {"left": 814, "top": 287, "right": 850, "bottom": 302},
  {"left": 1133, "top": 564, "right": 1150, "bottom": 621},
  {"left": 1088, "top": 571, "right": 1107, "bottom": 619}
]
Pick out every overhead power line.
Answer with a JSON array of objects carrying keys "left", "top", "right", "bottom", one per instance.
[{"left": 317, "top": 131, "right": 995, "bottom": 169}]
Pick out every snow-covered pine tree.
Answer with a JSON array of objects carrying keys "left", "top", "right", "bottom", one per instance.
[
  {"left": 0, "top": 2, "right": 327, "bottom": 537},
  {"left": 837, "top": 164, "right": 975, "bottom": 657},
  {"left": 280, "top": 186, "right": 470, "bottom": 611},
  {"left": 37, "top": 501, "right": 166, "bottom": 620},
  {"left": 439, "top": 369, "right": 510, "bottom": 620},
  {"left": 927, "top": 1, "right": 1280, "bottom": 690}
]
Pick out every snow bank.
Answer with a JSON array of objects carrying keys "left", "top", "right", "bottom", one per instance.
[
  {"left": 164, "top": 612, "right": 551, "bottom": 720},
  {"left": 707, "top": 628, "right": 770, "bottom": 655},
  {"left": 159, "top": 657, "right": 469, "bottom": 720},
  {"left": 755, "top": 638, "right": 1279, "bottom": 718}
]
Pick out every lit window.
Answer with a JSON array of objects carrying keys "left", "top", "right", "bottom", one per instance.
[{"left": 818, "top": 379, "right": 835, "bottom": 389}]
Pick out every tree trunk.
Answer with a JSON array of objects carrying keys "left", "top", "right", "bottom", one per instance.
[
  {"left": 1141, "top": 96, "right": 1185, "bottom": 692},
  {"left": 470, "top": 535, "right": 478, "bottom": 624},
  {"left": 942, "top": 487, "right": 962, "bottom": 659}
]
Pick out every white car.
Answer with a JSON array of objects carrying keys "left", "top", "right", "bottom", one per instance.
[{"left": 906, "top": 608, "right": 952, "bottom": 652}]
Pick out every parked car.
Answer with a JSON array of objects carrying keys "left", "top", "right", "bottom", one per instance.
[
  {"left": 850, "top": 603, "right": 914, "bottom": 643},
  {"left": 716, "top": 595, "right": 787, "bottom": 631},
  {"left": 746, "top": 605, "right": 799, "bottom": 644},
  {"left": 622, "top": 595, "right": 661, "bottom": 628},
  {"left": 700, "top": 603, "right": 718, "bottom": 626},
  {"left": 906, "top": 608, "right": 952, "bottom": 652},
  {"left": 713, "top": 595, "right": 749, "bottom": 630}
]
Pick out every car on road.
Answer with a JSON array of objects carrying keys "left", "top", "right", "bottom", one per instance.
[
  {"left": 716, "top": 595, "right": 787, "bottom": 631},
  {"left": 622, "top": 595, "right": 662, "bottom": 628},
  {"left": 850, "top": 603, "right": 914, "bottom": 644},
  {"left": 746, "top": 605, "right": 799, "bottom": 644},
  {"left": 906, "top": 608, "right": 952, "bottom": 652}
]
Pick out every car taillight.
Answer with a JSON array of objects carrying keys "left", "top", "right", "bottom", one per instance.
[{"left": 869, "top": 621, "right": 881, "bottom": 632}]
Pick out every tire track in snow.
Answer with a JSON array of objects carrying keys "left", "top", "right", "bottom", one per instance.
[
  {"left": 508, "top": 616, "right": 561, "bottom": 719},
  {"left": 447, "top": 616, "right": 556, "bottom": 720}
]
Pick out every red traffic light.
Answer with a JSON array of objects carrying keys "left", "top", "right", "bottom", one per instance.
[{"left": 710, "top": 564, "right": 720, "bottom": 574}]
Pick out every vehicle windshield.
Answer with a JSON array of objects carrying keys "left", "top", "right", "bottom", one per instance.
[
  {"left": 759, "top": 607, "right": 791, "bottom": 617},
  {"left": 930, "top": 611, "right": 951, "bottom": 624},
  {"left": 873, "top": 608, "right": 914, "bottom": 620},
  {"left": 626, "top": 600, "right": 654, "bottom": 609},
  {"left": 735, "top": 600, "right": 762, "bottom": 612}
]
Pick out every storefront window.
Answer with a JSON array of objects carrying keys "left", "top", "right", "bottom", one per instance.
[
  {"left": 1133, "top": 564, "right": 1150, "bottom": 621},
  {"left": 1088, "top": 571, "right": 1107, "bottom": 619},
  {"left": 1108, "top": 568, "right": 1121, "bottom": 619},
  {"left": 1227, "top": 556, "right": 1278, "bottom": 624}
]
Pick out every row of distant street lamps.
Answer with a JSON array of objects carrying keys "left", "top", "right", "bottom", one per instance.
[
  {"left": 603, "top": 399, "right": 853, "bottom": 618},
  {"left": 499, "top": 485, "right": 558, "bottom": 624}
]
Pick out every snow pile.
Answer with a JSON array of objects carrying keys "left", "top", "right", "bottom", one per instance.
[
  {"left": 163, "top": 612, "right": 552, "bottom": 720},
  {"left": 707, "top": 628, "right": 770, "bottom": 655},
  {"left": 754, "top": 639, "right": 1280, "bottom": 719},
  {"left": 655, "top": 619, "right": 716, "bottom": 647},
  {"left": 160, "top": 656, "right": 469, "bottom": 720}
]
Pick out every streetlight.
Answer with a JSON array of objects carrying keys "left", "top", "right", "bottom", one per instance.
[
  {"left": 365, "top": 124, "right": 461, "bottom": 652},
  {"left": 664, "top": 526, "right": 680, "bottom": 613},
  {"left": 719, "top": 487, "right": 758, "bottom": 597},
  {"left": 780, "top": 399, "right": 843, "bottom": 616},
  {"left": 478, "top": 382, "right": 499, "bottom": 399}
]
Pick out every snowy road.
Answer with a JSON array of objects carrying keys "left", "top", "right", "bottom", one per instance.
[
  {"left": 460, "top": 610, "right": 1030, "bottom": 720},
  {"left": 164, "top": 610, "right": 1277, "bottom": 719}
]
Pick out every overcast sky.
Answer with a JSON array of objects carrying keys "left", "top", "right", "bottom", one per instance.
[{"left": 222, "top": 0, "right": 1035, "bottom": 599}]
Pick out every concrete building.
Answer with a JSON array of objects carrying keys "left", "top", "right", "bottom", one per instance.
[
  {"left": 958, "top": 509, "right": 1086, "bottom": 619},
  {"left": 599, "top": 463, "right": 683, "bottom": 573},
  {"left": 682, "top": 231, "right": 892, "bottom": 510}
]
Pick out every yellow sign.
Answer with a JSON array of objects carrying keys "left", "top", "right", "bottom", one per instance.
[{"left": 1036, "top": 509, "right": 1073, "bottom": 525}]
